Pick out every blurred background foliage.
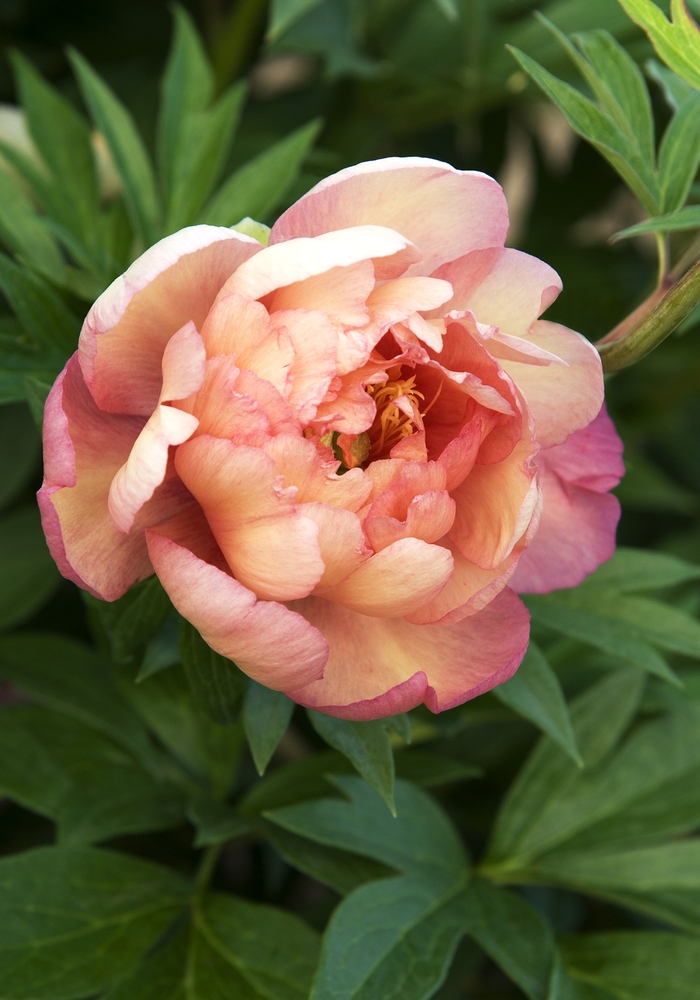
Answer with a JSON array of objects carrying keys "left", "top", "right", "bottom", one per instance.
[{"left": 3, "top": 1, "right": 700, "bottom": 998}]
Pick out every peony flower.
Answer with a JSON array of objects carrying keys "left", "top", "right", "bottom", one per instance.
[{"left": 39, "top": 157, "right": 623, "bottom": 720}]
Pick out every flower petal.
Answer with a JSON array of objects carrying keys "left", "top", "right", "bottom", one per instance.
[
  {"left": 303, "top": 502, "right": 371, "bottom": 588},
  {"left": 500, "top": 320, "right": 604, "bottom": 448},
  {"left": 146, "top": 527, "right": 327, "bottom": 690},
  {"left": 271, "top": 157, "right": 509, "bottom": 277},
  {"left": 433, "top": 247, "right": 561, "bottom": 335},
  {"left": 287, "top": 587, "right": 530, "bottom": 718},
  {"left": 38, "top": 354, "right": 152, "bottom": 600},
  {"left": 320, "top": 536, "right": 453, "bottom": 617},
  {"left": 80, "top": 226, "right": 260, "bottom": 415},
  {"left": 364, "top": 489, "right": 456, "bottom": 551},
  {"left": 175, "top": 435, "right": 324, "bottom": 601},
  {"left": 512, "top": 407, "right": 623, "bottom": 593},
  {"left": 263, "top": 433, "right": 371, "bottom": 511}
]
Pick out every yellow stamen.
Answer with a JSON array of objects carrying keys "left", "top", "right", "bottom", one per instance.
[{"left": 366, "top": 371, "right": 425, "bottom": 459}]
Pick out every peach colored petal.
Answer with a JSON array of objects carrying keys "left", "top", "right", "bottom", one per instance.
[
  {"left": 320, "top": 536, "right": 453, "bottom": 617},
  {"left": 146, "top": 529, "right": 327, "bottom": 690},
  {"left": 432, "top": 247, "right": 561, "bottom": 335},
  {"left": 263, "top": 434, "right": 371, "bottom": 511},
  {"left": 108, "top": 405, "right": 199, "bottom": 534},
  {"left": 512, "top": 407, "right": 623, "bottom": 593},
  {"left": 265, "top": 259, "right": 375, "bottom": 328},
  {"left": 270, "top": 309, "right": 338, "bottom": 423},
  {"left": 80, "top": 226, "right": 260, "bottom": 415},
  {"left": 363, "top": 490, "right": 456, "bottom": 552},
  {"left": 181, "top": 356, "right": 271, "bottom": 441},
  {"left": 271, "top": 157, "right": 509, "bottom": 277},
  {"left": 175, "top": 435, "right": 324, "bottom": 601},
  {"left": 286, "top": 587, "right": 530, "bottom": 718},
  {"left": 366, "top": 460, "right": 447, "bottom": 519},
  {"left": 500, "top": 320, "right": 604, "bottom": 449},
  {"left": 303, "top": 502, "right": 370, "bottom": 589},
  {"left": 449, "top": 434, "right": 539, "bottom": 570},
  {"left": 159, "top": 321, "right": 207, "bottom": 401},
  {"left": 406, "top": 539, "right": 520, "bottom": 625},
  {"left": 363, "top": 276, "right": 453, "bottom": 351},
  {"left": 38, "top": 355, "right": 151, "bottom": 600},
  {"left": 200, "top": 294, "right": 293, "bottom": 395},
  {"left": 220, "top": 226, "right": 418, "bottom": 302}
]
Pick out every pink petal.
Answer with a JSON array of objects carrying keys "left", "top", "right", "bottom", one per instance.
[
  {"left": 39, "top": 355, "right": 151, "bottom": 600},
  {"left": 181, "top": 356, "right": 272, "bottom": 442},
  {"left": 449, "top": 435, "right": 539, "bottom": 570},
  {"left": 175, "top": 435, "right": 324, "bottom": 601},
  {"left": 160, "top": 321, "right": 207, "bottom": 402},
  {"left": 265, "top": 259, "right": 375, "bottom": 328},
  {"left": 271, "top": 157, "right": 509, "bottom": 277},
  {"left": 80, "top": 226, "right": 260, "bottom": 415},
  {"left": 286, "top": 587, "right": 530, "bottom": 718},
  {"left": 320, "top": 536, "right": 453, "bottom": 617},
  {"left": 364, "top": 276, "right": 453, "bottom": 350},
  {"left": 146, "top": 528, "right": 327, "bottom": 690},
  {"left": 220, "top": 226, "right": 418, "bottom": 302},
  {"left": 364, "top": 489, "right": 456, "bottom": 552},
  {"left": 500, "top": 320, "right": 604, "bottom": 449},
  {"left": 271, "top": 309, "right": 338, "bottom": 423},
  {"left": 432, "top": 247, "right": 561, "bottom": 335},
  {"left": 512, "top": 407, "right": 623, "bottom": 593}
]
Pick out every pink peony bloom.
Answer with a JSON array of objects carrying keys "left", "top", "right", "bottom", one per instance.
[{"left": 38, "top": 157, "right": 623, "bottom": 720}]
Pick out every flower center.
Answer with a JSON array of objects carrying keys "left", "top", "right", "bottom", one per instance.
[{"left": 366, "top": 366, "right": 425, "bottom": 460}]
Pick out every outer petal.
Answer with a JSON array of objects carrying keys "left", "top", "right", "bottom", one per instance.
[
  {"left": 500, "top": 320, "right": 604, "bottom": 448},
  {"left": 433, "top": 247, "right": 561, "bottom": 335},
  {"left": 146, "top": 529, "right": 328, "bottom": 690},
  {"left": 287, "top": 588, "right": 530, "bottom": 718},
  {"left": 271, "top": 157, "right": 509, "bottom": 277},
  {"left": 80, "top": 226, "right": 260, "bottom": 415},
  {"left": 175, "top": 436, "right": 324, "bottom": 602},
  {"left": 38, "top": 355, "right": 151, "bottom": 600},
  {"left": 512, "top": 407, "right": 624, "bottom": 593},
  {"left": 319, "top": 536, "right": 453, "bottom": 617}
]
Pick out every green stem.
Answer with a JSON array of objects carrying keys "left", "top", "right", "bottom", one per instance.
[
  {"left": 194, "top": 844, "right": 222, "bottom": 899},
  {"left": 656, "top": 231, "right": 669, "bottom": 288},
  {"left": 596, "top": 259, "right": 700, "bottom": 372}
]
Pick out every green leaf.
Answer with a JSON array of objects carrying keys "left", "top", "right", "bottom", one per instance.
[
  {"left": 618, "top": 0, "right": 700, "bottom": 90},
  {"left": 0, "top": 401, "right": 39, "bottom": 512},
  {"left": 613, "top": 205, "right": 700, "bottom": 239},
  {"left": 157, "top": 5, "right": 214, "bottom": 193},
  {"left": 268, "top": 776, "right": 469, "bottom": 1000},
  {"left": 69, "top": 48, "right": 160, "bottom": 246},
  {"left": 0, "top": 631, "right": 158, "bottom": 769},
  {"left": 268, "top": 0, "right": 326, "bottom": 41},
  {"left": 0, "top": 503, "right": 60, "bottom": 631},
  {"left": 103, "top": 892, "right": 320, "bottom": 1000},
  {"left": 393, "top": 750, "right": 481, "bottom": 788},
  {"left": 581, "top": 592, "right": 700, "bottom": 659},
  {"left": 240, "top": 749, "right": 354, "bottom": 816},
  {"left": 0, "top": 168, "right": 66, "bottom": 282},
  {"left": 532, "top": 839, "right": 700, "bottom": 891},
  {"left": 187, "top": 798, "right": 254, "bottom": 847},
  {"left": 645, "top": 58, "right": 697, "bottom": 111},
  {"left": 524, "top": 594, "right": 681, "bottom": 685},
  {"left": 0, "top": 704, "right": 185, "bottom": 845},
  {"left": 573, "top": 29, "right": 655, "bottom": 163},
  {"left": 508, "top": 46, "right": 660, "bottom": 214},
  {"left": 10, "top": 50, "right": 100, "bottom": 253},
  {"left": 164, "top": 82, "right": 247, "bottom": 232},
  {"left": 580, "top": 548, "right": 700, "bottom": 592},
  {"left": 462, "top": 879, "right": 582, "bottom": 1000},
  {"left": 0, "top": 846, "right": 188, "bottom": 999},
  {"left": 91, "top": 575, "right": 173, "bottom": 665},
  {"left": 265, "top": 822, "right": 395, "bottom": 895},
  {"left": 494, "top": 641, "right": 582, "bottom": 765},
  {"left": 658, "top": 92, "right": 700, "bottom": 211},
  {"left": 308, "top": 710, "right": 396, "bottom": 813},
  {"left": 202, "top": 119, "right": 322, "bottom": 226},
  {"left": 179, "top": 618, "right": 247, "bottom": 726},
  {"left": 137, "top": 609, "right": 180, "bottom": 680},
  {"left": 486, "top": 669, "right": 645, "bottom": 867},
  {"left": 0, "top": 252, "right": 79, "bottom": 355},
  {"left": 243, "top": 679, "right": 295, "bottom": 775},
  {"left": 562, "top": 931, "right": 700, "bottom": 1000}
]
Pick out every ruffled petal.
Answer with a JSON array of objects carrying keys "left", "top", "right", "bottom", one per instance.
[
  {"left": 271, "top": 309, "right": 338, "bottom": 423},
  {"left": 286, "top": 587, "right": 530, "bottom": 718},
  {"left": 319, "top": 536, "right": 453, "bottom": 617},
  {"left": 38, "top": 354, "right": 152, "bottom": 600},
  {"left": 80, "top": 226, "right": 260, "bottom": 415},
  {"left": 512, "top": 407, "right": 623, "bottom": 593},
  {"left": 500, "top": 320, "right": 604, "bottom": 449},
  {"left": 364, "top": 490, "right": 456, "bottom": 551},
  {"left": 146, "top": 526, "right": 327, "bottom": 690},
  {"left": 271, "top": 157, "right": 509, "bottom": 277},
  {"left": 433, "top": 247, "right": 561, "bottom": 335},
  {"left": 263, "top": 433, "right": 371, "bottom": 510},
  {"left": 303, "top": 502, "right": 371, "bottom": 588},
  {"left": 175, "top": 435, "right": 324, "bottom": 601}
]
